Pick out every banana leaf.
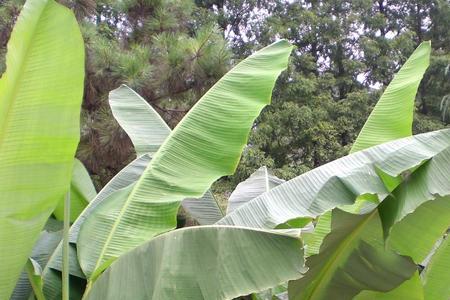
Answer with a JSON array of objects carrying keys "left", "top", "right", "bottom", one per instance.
[
  {"left": 84, "top": 226, "right": 306, "bottom": 300},
  {"left": 0, "top": 0, "right": 84, "bottom": 297},
  {"left": 219, "top": 129, "right": 450, "bottom": 229}
]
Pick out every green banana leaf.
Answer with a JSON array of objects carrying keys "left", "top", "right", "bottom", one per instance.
[
  {"left": 53, "top": 159, "right": 97, "bottom": 222},
  {"left": 288, "top": 209, "right": 416, "bottom": 300},
  {"left": 0, "top": 0, "right": 84, "bottom": 297},
  {"left": 219, "top": 129, "right": 450, "bottom": 229},
  {"left": 108, "top": 85, "right": 224, "bottom": 224},
  {"left": 77, "top": 40, "right": 293, "bottom": 282},
  {"left": 227, "top": 166, "right": 284, "bottom": 214},
  {"left": 421, "top": 235, "right": 450, "bottom": 300},
  {"left": 350, "top": 41, "right": 431, "bottom": 153},
  {"left": 84, "top": 226, "right": 306, "bottom": 300},
  {"left": 109, "top": 85, "right": 171, "bottom": 156},
  {"left": 221, "top": 132, "right": 450, "bottom": 298}
]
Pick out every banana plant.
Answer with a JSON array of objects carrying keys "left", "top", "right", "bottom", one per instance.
[
  {"left": 76, "top": 40, "right": 294, "bottom": 288},
  {"left": 0, "top": 0, "right": 84, "bottom": 298}
]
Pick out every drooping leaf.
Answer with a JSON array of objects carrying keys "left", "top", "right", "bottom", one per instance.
[
  {"left": 350, "top": 41, "right": 431, "bottom": 153},
  {"left": 108, "top": 85, "right": 224, "bottom": 224},
  {"left": 227, "top": 166, "right": 284, "bottom": 214},
  {"left": 109, "top": 85, "right": 171, "bottom": 156},
  {"left": 84, "top": 226, "right": 306, "bottom": 300},
  {"left": 421, "top": 235, "right": 450, "bottom": 300},
  {"left": 219, "top": 129, "right": 450, "bottom": 229},
  {"left": 77, "top": 40, "right": 293, "bottom": 281},
  {"left": 0, "top": 0, "right": 84, "bottom": 297},
  {"left": 53, "top": 159, "right": 97, "bottom": 222},
  {"left": 288, "top": 209, "right": 416, "bottom": 300}
]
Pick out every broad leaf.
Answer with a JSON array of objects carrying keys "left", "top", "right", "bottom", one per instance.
[
  {"left": 84, "top": 226, "right": 306, "bottom": 299},
  {"left": 350, "top": 41, "right": 431, "bottom": 152},
  {"left": 77, "top": 40, "right": 293, "bottom": 281},
  {"left": 219, "top": 129, "right": 450, "bottom": 229},
  {"left": 109, "top": 85, "right": 171, "bottom": 156},
  {"left": 421, "top": 235, "right": 450, "bottom": 300},
  {"left": 109, "top": 85, "right": 224, "bottom": 224},
  {"left": 288, "top": 209, "right": 416, "bottom": 300},
  {"left": 227, "top": 166, "right": 284, "bottom": 214},
  {"left": 0, "top": 0, "right": 84, "bottom": 297},
  {"left": 54, "top": 159, "right": 97, "bottom": 222}
]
